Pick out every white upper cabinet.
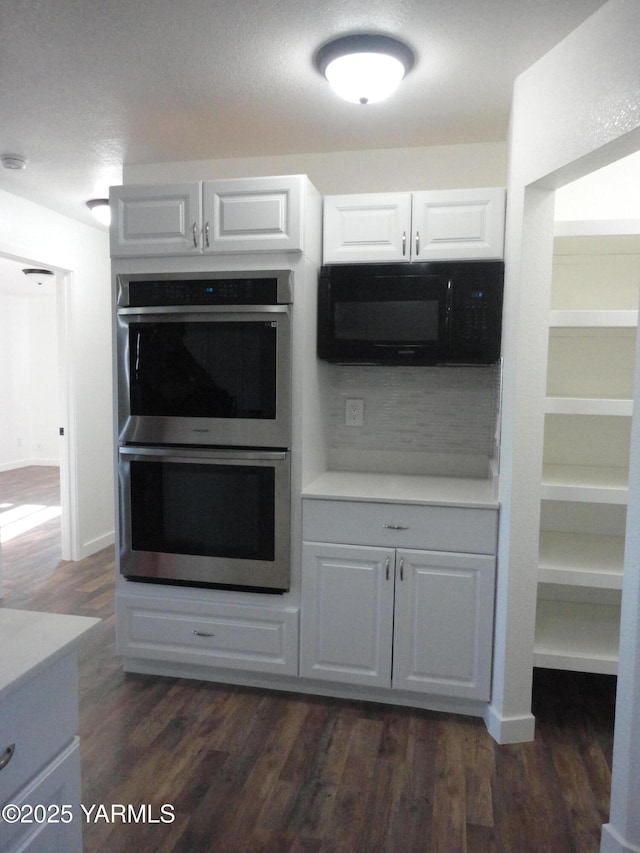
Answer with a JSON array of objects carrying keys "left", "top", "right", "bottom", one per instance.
[
  {"left": 110, "top": 175, "right": 305, "bottom": 257},
  {"left": 323, "top": 187, "right": 506, "bottom": 264},
  {"left": 322, "top": 193, "right": 412, "bottom": 263},
  {"left": 110, "top": 182, "right": 202, "bottom": 257},
  {"left": 203, "top": 177, "right": 303, "bottom": 254}
]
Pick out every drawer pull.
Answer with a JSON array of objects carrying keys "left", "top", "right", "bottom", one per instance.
[
  {"left": 0, "top": 743, "right": 15, "bottom": 772},
  {"left": 193, "top": 630, "right": 215, "bottom": 638},
  {"left": 382, "top": 523, "right": 410, "bottom": 530}
]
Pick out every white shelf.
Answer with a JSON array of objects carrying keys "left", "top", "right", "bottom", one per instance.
[
  {"left": 538, "top": 531, "right": 625, "bottom": 589},
  {"left": 544, "top": 396, "right": 633, "bottom": 416},
  {"left": 549, "top": 309, "right": 638, "bottom": 327},
  {"left": 541, "top": 464, "right": 628, "bottom": 503},
  {"left": 534, "top": 599, "right": 620, "bottom": 675}
]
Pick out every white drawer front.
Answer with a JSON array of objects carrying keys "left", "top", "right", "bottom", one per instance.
[
  {"left": 117, "top": 594, "right": 299, "bottom": 676},
  {"left": 0, "top": 655, "right": 77, "bottom": 806},
  {"left": 303, "top": 499, "right": 498, "bottom": 555}
]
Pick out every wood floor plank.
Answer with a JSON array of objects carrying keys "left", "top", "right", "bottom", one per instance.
[{"left": 0, "top": 467, "right": 617, "bottom": 852}]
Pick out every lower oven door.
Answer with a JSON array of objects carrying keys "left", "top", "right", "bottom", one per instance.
[{"left": 118, "top": 445, "right": 290, "bottom": 592}]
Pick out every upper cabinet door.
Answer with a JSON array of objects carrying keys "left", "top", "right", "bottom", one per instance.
[
  {"left": 323, "top": 193, "right": 412, "bottom": 264},
  {"left": 412, "top": 188, "right": 506, "bottom": 261},
  {"left": 110, "top": 183, "right": 202, "bottom": 257},
  {"left": 203, "top": 176, "right": 304, "bottom": 254}
]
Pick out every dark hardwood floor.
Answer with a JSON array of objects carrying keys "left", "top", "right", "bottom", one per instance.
[{"left": 0, "top": 466, "right": 616, "bottom": 852}]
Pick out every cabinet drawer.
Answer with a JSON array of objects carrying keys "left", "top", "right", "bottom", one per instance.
[
  {"left": 0, "top": 655, "right": 77, "bottom": 806},
  {"left": 117, "top": 594, "right": 299, "bottom": 676},
  {"left": 303, "top": 499, "right": 498, "bottom": 555}
]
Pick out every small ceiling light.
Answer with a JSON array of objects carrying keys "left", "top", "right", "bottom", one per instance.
[
  {"left": 315, "top": 34, "right": 415, "bottom": 105},
  {"left": 86, "top": 198, "right": 111, "bottom": 226},
  {"left": 23, "top": 268, "right": 54, "bottom": 285},
  {"left": 1, "top": 154, "right": 28, "bottom": 170}
]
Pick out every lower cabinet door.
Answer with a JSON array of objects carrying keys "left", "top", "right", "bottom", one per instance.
[
  {"left": 392, "top": 549, "right": 496, "bottom": 700},
  {"left": 300, "top": 543, "right": 395, "bottom": 687},
  {"left": 0, "top": 738, "right": 82, "bottom": 853}
]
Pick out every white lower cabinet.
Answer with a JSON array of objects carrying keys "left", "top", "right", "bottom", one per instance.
[
  {"left": 116, "top": 592, "right": 300, "bottom": 677},
  {"left": 301, "top": 542, "right": 496, "bottom": 701},
  {"left": 0, "top": 654, "right": 83, "bottom": 853}
]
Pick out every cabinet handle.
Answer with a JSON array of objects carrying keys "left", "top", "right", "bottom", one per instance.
[
  {"left": 415, "top": 230, "right": 420, "bottom": 256},
  {"left": 205, "top": 221, "right": 210, "bottom": 248},
  {"left": 192, "top": 222, "right": 198, "bottom": 248},
  {"left": 385, "top": 556, "right": 390, "bottom": 580},
  {"left": 382, "top": 523, "right": 409, "bottom": 530},
  {"left": 0, "top": 743, "right": 15, "bottom": 772},
  {"left": 193, "top": 630, "right": 215, "bottom": 638},
  {"left": 399, "top": 557, "right": 404, "bottom": 581},
  {"left": 402, "top": 231, "right": 407, "bottom": 256}
]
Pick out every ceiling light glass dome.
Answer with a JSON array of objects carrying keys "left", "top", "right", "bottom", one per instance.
[{"left": 315, "top": 34, "right": 415, "bottom": 105}]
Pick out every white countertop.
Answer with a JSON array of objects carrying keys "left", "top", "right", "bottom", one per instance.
[
  {"left": 0, "top": 608, "right": 100, "bottom": 701},
  {"left": 302, "top": 471, "right": 499, "bottom": 509}
]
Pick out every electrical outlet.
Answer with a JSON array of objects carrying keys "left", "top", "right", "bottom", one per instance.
[{"left": 345, "top": 398, "right": 364, "bottom": 427}]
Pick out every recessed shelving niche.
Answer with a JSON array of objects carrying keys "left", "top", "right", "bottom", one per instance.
[{"left": 534, "top": 228, "right": 640, "bottom": 674}]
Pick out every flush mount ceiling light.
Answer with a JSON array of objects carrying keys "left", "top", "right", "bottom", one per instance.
[
  {"left": 1, "top": 153, "right": 28, "bottom": 170},
  {"left": 86, "top": 198, "right": 111, "bottom": 226},
  {"left": 23, "top": 268, "right": 54, "bottom": 285},
  {"left": 315, "top": 34, "right": 415, "bottom": 105}
]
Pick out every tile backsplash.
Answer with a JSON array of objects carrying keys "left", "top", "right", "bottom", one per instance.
[{"left": 325, "top": 364, "right": 502, "bottom": 477}]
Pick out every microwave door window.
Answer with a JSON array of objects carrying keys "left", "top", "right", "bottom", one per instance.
[
  {"left": 129, "top": 321, "right": 277, "bottom": 419},
  {"left": 334, "top": 300, "right": 441, "bottom": 342}
]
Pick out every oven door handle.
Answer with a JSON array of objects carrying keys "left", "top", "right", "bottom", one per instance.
[
  {"left": 118, "top": 446, "right": 287, "bottom": 462},
  {"left": 117, "top": 304, "right": 290, "bottom": 317}
]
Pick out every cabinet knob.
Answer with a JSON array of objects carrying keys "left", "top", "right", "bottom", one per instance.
[
  {"left": 399, "top": 557, "right": 404, "bottom": 581},
  {"left": 204, "top": 221, "right": 210, "bottom": 248},
  {"left": 192, "top": 222, "right": 198, "bottom": 249},
  {"left": 402, "top": 231, "right": 407, "bottom": 256},
  {"left": 415, "top": 230, "right": 420, "bottom": 256},
  {"left": 0, "top": 743, "right": 15, "bottom": 772},
  {"left": 385, "top": 556, "right": 390, "bottom": 580}
]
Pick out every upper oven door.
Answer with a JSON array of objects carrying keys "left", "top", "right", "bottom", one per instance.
[{"left": 117, "top": 305, "right": 291, "bottom": 447}]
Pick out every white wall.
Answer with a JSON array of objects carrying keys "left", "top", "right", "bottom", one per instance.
[
  {"left": 0, "top": 189, "right": 114, "bottom": 559},
  {"left": 490, "top": 2, "right": 640, "bottom": 849},
  {"left": 555, "top": 150, "right": 640, "bottom": 223},
  {"left": 124, "top": 141, "right": 507, "bottom": 194},
  {"left": 0, "top": 290, "right": 59, "bottom": 469}
]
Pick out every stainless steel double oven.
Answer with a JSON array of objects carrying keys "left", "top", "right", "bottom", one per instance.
[{"left": 116, "top": 270, "right": 293, "bottom": 592}]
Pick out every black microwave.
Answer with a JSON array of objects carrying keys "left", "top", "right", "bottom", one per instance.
[{"left": 317, "top": 261, "right": 504, "bottom": 365}]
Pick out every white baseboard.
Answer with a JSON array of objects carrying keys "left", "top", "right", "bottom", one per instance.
[
  {"left": 483, "top": 703, "right": 536, "bottom": 744},
  {"left": 600, "top": 825, "right": 640, "bottom": 853},
  {"left": 76, "top": 530, "right": 115, "bottom": 561},
  {"left": 0, "top": 459, "right": 60, "bottom": 472}
]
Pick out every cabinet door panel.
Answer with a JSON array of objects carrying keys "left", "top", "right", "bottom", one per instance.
[
  {"left": 323, "top": 193, "right": 411, "bottom": 263},
  {"left": 412, "top": 188, "right": 505, "bottom": 260},
  {"left": 204, "top": 176, "right": 303, "bottom": 253},
  {"left": 392, "top": 549, "right": 495, "bottom": 700},
  {"left": 301, "top": 543, "right": 394, "bottom": 687},
  {"left": 110, "top": 183, "right": 202, "bottom": 257}
]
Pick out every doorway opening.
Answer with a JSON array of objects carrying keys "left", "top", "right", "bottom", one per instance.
[{"left": 0, "top": 253, "right": 75, "bottom": 592}]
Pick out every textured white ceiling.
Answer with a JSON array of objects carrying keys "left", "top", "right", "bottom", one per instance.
[{"left": 0, "top": 0, "right": 607, "bottom": 228}]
